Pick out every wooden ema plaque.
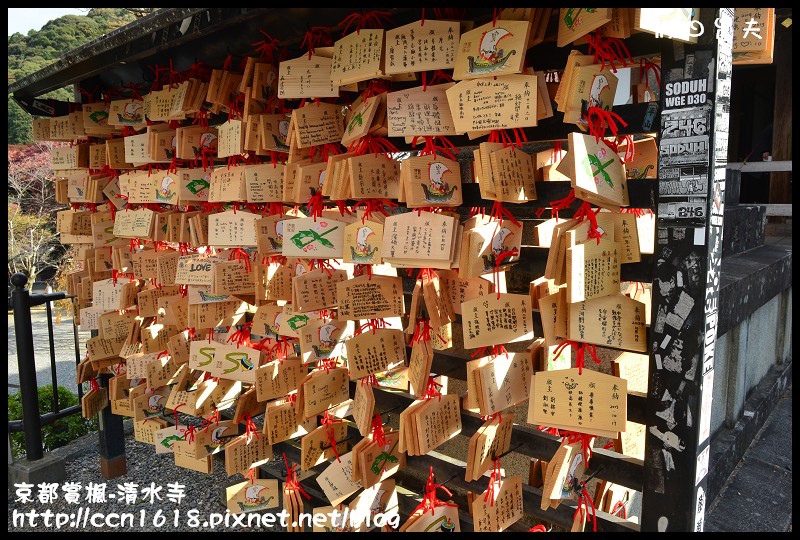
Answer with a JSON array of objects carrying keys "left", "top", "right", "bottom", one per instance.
[
  {"left": 346, "top": 328, "right": 407, "bottom": 380},
  {"left": 461, "top": 293, "right": 534, "bottom": 349},
  {"left": 316, "top": 451, "right": 363, "bottom": 506},
  {"left": 466, "top": 412, "right": 515, "bottom": 482},
  {"left": 336, "top": 275, "right": 404, "bottom": 321},
  {"left": 529, "top": 368, "right": 627, "bottom": 437},
  {"left": 453, "top": 20, "right": 530, "bottom": 80},
  {"left": 566, "top": 132, "right": 629, "bottom": 208},
  {"left": 278, "top": 54, "right": 339, "bottom": 99},
  {"left": 566, "top": 235, "right": 621, "bottom": 303},
  {"left": 292, "top": 102, "right": 345, "bottom": 148},
  {"left": 330, "top": 29, "right": 385, "bottom": 86},
  {"left": 568, "top": 294, "right": 648, "bottom": 353},
  {"left": 446, "top": 74, "right": 538, "bottom": 133},
  {"left": 556, "top": 8, "right": 613, "bottom": 47},
  {"left": 386, "top": 84, "right": 457, "bottom": 137},
  {"left": 226, "top": 478, "right": 279, "bottom": 514},
  {"left": 471, "top": 475, "right": 524, "bottom": 532},
  {"left": 477, "top": 352, "right": 533, "bottom": 416},
  {"left": 385, "top": 19, "right": 458, "bottom": 74}
]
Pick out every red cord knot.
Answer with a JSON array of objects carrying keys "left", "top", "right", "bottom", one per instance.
[
  {"left": 370, "top": 413, "right": 387, "bottom": 448},
  {"left": 300, "top": 26, "right": 333, "bottom": 59},
  {"left": 338, "top": 10, "right": 393, "bottom": 36},
  {"left": 226, "top": 322, "right": 253, "bottom": 348},
  {"left": 252, "top": 29, "right": 281, "bottom": 62},
  {"left": 560, "top": 430, "right": 595, "bottom": 468},
  {"left": 484, "top": 458, "right": 503, "bottom": 507},
  {"left": 552, "top": 340, "right": 600, "bottom": 376},
  {"left": 229, "top": 248, "right": 252, "bottom": 272},
  {"left": 411, "top": 135, "right": 458, "bottom": 161},
  {"left": 282, "top": 453, "right": 312, "bottom": 500},
  {"left": 422, "top": 376, "right": 443, "bottom": 401},
  {"left": 584, "top": 106, "right": 628, "bottom": 142},
  {"left": 243, "top": 414, "right": 259, "bottom": 444},
  {"left": 573, "top": 201, "right": 603, "bottom": 244},
  {"left": 586, "top": 31, "right": 634, "bottom": 73},
  {"left": 181, "top": 424, "right": 197, "bottom": 443},
  {"left": 412, "top": 466, "right": 457, "bottom": 516}
]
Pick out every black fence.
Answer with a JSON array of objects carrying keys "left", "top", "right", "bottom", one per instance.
[{"left": 8, "top": 272, "right": 83, "bottom": 460}]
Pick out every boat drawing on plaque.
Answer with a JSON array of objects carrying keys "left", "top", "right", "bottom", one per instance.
[
  {"left": 420, "top": 161, "right": 458, "bottom": 203},
  {"left": 467, "top": 28, "right": 517, "bottom": 75},
  {"left": 481, "top": 226, "right": 516, "bottom": 271},
  {"left": 349, "top": 225, "right": 378, "bottom": 263},
  {"left": 311, "top": 322, "right": 341, "bottom": 359},
  {"left": 237, "top": 484, "right": 275, "bottom": 512}
]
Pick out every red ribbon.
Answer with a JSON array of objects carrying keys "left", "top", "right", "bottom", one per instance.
[
  {"left": 539, "top": 188, "right": 578, "bottom": 221},
  {"left": 584, "top": 107, "right": 628, "bottom": 142},
  {"left": 307, "top": 190, "right": 325, "bottom": 221},
  {"left": 354, "top": 318, "right": 389, "bottom": 336},
  {"left": 552, "top": 340, "right": 600, "bottom": 375},
  {"left": 538, "top": 425, "right": 561, "bottom": 437},
  {"left": 229, "top": 248, "right": 252, "bottom": 273},
  {"left": 412, "top": 467, "right": 458, "bottom": 516},
  {"left": 488, "top": 128, "right": 527, "bottom": 148},
  {"left": 585, "top": 31, "right": 633, "bottom": 73},
  {"left": 371, "top": 413, "right": 387, "bottom": 448},
  {"left": 489, "top": 200, "right": 521, "bottom": 228},
  {"left": 620, "top": 207, "right": 651, "bottom": 217},
  {"left": 282, "top": 453, "right": 312, "bottom": 500},
  {"left": 199, "top": 408, "right": 220, "bottom": 432},
  {"left": 321, "top": 411, "right": 343, "bottom": 463},
  {"left": 244, "top": 467, "right": 257, "bottom": 485},
  {"left": 347, "top": 134, "right": 398, "bottom": 159},
  {"left": 352, "top": 198, "right": 397, "bottom": 222},
  {"left": 611, "top": 499, "right": 628, "bottom": 519},
  {"left": 262, "top": 338, "right": 292, "bottom": 362},
  {"left": 410, "top": 318, "right": 434, "bottom": 344},
  {"left": 89, "top": 378, "right": 100, "bottom": 392},
  {"left": 411, "top": 135, "right": 458, "bottom": 161},
  {"left": 470, "top": 344, "right": 509, "bottom": 360},
  {"left": 420, "top": 69, "right": 454, "bottom": 91},
  {"left": 574, "top": 484, "right": 598, "bottom": 532},
  {"left": 252, "top": 30, "right": 281, "bottom": 62},
  {"left": 244, "top": 414, "right": 259, "bottom": 444},
  {"left": 227, "top": 322, "right": 253, "bottom": 348},
  {"left": 529, "top": 524, "right": 548, "bottom": 532},
  {"left": 573, "top": 201, "right": 603, "bottom": 244},
  {"left": 172, "top": 402, "right": 186, "bottom": 427},
  {"left": 484, "top": 458, "right": 503, "bottom": 507},
  {"left": 182, "top": 425, "right": 197, "bottom": 443},
  {"left": 338, "top": 10, "right": 393, "bottom": 36},
  {"left": 353, "top": 263, "right": 373, "bottom": 280},
  {"left": 361, "top": 374, "right": 380, "bottom": 387},
  {"left": 78, "top": 85, "right": 99, "bottom": 104},
  {"left": 639, "top": 59, "right": 662, "bottom": 91},
  {"left": 561, "top": 430, "right": 595, "bottom": 468},
  {"left": 301, "top": 26, "right": 333, "bottom": 59},
  {"left": 422, "top": 376, "right": 443, "bottom": 401}
]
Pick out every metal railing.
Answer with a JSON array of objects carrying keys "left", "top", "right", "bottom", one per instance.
[{"left": 8, "top": 272, "right": 83, "bottom": 461}]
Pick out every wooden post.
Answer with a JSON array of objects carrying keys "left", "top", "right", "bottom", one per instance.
[
  {"left": 640, "top": 9, "right": 734, "bottom": 532},
  {"left": 769, "top": 15, "right": 792, "bottom": 208}
]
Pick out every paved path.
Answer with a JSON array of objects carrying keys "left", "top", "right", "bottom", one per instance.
[
  {"left": 7, "top": 310, "right": 90, "bottom": 395},
  {"left": 706, "top": 384, "right": 793, "bottom": 532}
]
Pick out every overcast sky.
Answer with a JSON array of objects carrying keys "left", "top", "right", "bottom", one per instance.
[{"left": 8, "top": 8, "right": 87, "bottom": 36}]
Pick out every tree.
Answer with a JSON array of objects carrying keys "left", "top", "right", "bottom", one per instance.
[
  {"left": 8, "top": 206, "right": 62, "bottom": 287},
  {"left": 8, "top": 8, "right": 139, "bottom": 143},
  {"left": 8, "top": 143, "right": 66, "bottom": 288}
]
